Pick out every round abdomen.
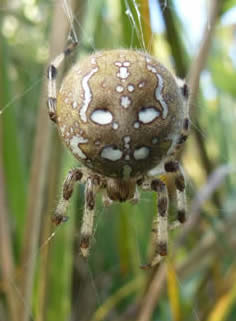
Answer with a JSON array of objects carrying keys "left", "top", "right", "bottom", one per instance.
[{"left": 56, "top": 49, "right": 184, "bottom": 178}]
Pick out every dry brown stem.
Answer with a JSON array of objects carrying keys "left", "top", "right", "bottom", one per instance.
[
  {"left": 19, "top": 1, "right": 77, "bottom": 321},
  {"left": 188, "top": 0, "right": 220, "bottom": 114}
]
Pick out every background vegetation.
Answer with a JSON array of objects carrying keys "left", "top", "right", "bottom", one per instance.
[{"left": 0, "top": 0, "right": 236, "bottom": 320}]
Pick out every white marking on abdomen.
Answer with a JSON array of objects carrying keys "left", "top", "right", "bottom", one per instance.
[
  {"left": 121, "top": 96, "right": 131, "bottom": 108},
  {"left": 112, "top": 122, "right": 119, "bottom": 130},
  {"left": 133, "top": 146, "right": 150, "bottom": 160},
  {"left": 147, "top": 65, "right": 168, "bottom": 119},
  {"left": 134, "top": 121, "right": 140, "bottom": 129},
  {"left": 70, "top": 136, "right": 88, "bottom": 159},
  {"left": 155, "top": 74, "right": 168, "bottom": 119},
  {"left": 123, "top": 136, "right": 131, "bottom": 149},
  {"left": 101, "top": 146, "right": 123, "bottom": 161},
  {"left": 127, "top": 84, "right": 135, "bottom": 92},
  {"left": 116, "top": 85, "right": 124, "bottom": 93},
  {"left": 80, "top": 67, "right": 98, "bottom": 122},
  {"left": 90, "top": 109, "right": 113, "bottom": 125},
  {"left": 138, "top": 107, "right": 160, "bottom": 123},
  {"left": 117, "top": 67, "right": 130, "bottom": 79}
]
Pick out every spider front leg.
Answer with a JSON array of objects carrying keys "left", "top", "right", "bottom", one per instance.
[
  {"left": 80, "top": 176, "right": 100, "bottom": 258},
  {"left": 52, "top": 168, "right": 85, "bottom": 225},
  {"left": 47, "top": 37, "right": 78, "bottom": 123}
]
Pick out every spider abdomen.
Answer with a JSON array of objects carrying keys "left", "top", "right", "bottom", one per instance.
[{"left": 56, "top": 49, "right": 185, "bottom": 178}]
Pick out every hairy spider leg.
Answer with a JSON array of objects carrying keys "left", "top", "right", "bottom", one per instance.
[
  {"left": 140, "top": 178, "right": 169, "bottom": 268},
  {"left": 169, "top": 79, "right": 190, "bottom": 156},
  {"left": 80, "top": 176, "right": 100, "bottom": 257},
  {"left": 52, "top": 168, "right": 86, "bottom": 225},
  {"left": 47, "top": 37, "right": 78, "bottom": 123},
  {"left": 164, "top": 160, "right": 187, "bottom": 228},
  {"left": 151, "top": 179, "right": 169, "bottom": 256}
]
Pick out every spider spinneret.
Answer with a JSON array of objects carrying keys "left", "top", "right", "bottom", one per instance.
[{"left": 47, "top": 42, "right": 190, "bottom": 268}]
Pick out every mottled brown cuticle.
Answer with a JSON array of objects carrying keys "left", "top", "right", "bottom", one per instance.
[
  {"left": 164, "top": 160, "right": 179, "bottom": 172},
  {"left": 151, "top": 179, "right": 165, "bottom": 193},
  {"left": 63, "top": 186, "right": 73, "bottom": 200},
  {"left": 183, "top": 118, "right": 190, "bottom": 131},
  {"left": 75, "top": 169, "right": 83, "bottom": 180},
  {"left": 157, "top": 242, "right": 167, "bottom": 256},
  {"left": 80, "top": 235, "right": 90, "bottom": 249},
  {"left": 175, "top": 176, "right": 185, "bottom": 192},
  {"left": 158, "top": 197, "right": 168, "bottom": 216},
  {"left": 181, "top": 83, "right": 189, "bottom": 99},
  {"left": 86, "top": 193, "right": 95, "bottom": 210},
  {"left": 178, "top": 210, "right": 186, "bottom": 223},
  {"left": 136, "top": 177, "right": 144, "bottom": 185},
  {"left": 177, "top": 134, "right": 188, "bottom": 145}
]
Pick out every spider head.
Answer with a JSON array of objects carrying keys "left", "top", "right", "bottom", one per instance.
[{"left": 106, "top": 178, "right": 137, "bottom": 202}]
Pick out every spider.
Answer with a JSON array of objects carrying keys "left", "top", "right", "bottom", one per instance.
[{"left": 47, "top": 37, "right": 190, "bottom": 268}]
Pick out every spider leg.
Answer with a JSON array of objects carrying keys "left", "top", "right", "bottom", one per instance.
[
  {"left": 80, "top": 176, "right": 100, "bottom": 258},
  {"left": 102, "top": 190, "right": 113, "bottom": 207},
  {"left": 169, "top": 79, "right": 190, "bottom": 156},
  {"left": 129, "top": 186, "right": 140, "bottom": 205},
  {"left": 150, "top": 179, "right": 169, "bottom": 256},
  {"left": 47, "top": 36, "right": 78, "bottom": 123},
  {"left": 52, "top": 168, "right": 86, "bottom": 225},
  {"left": 140, "top": 178, "right": 169, "bottom": 268},
  {"left": 164, "top": 160, "right": 187, "bottom": 228}
]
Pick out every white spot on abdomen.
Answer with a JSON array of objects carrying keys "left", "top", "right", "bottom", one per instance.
[
  {"left": 72, "top": 101, "right": 78, "bottom": 109},
  {"left": 123, "top": 61, "right": 131, "bottom": 67},
  {"left": 138, "top": 107, "right": 160, "bottom": 124},
  {"left": 117, "top": 67, "right": 130, "bottom": 80},
  {"left": 116, "top": 85, "right": 124, "bottom": 93},
  {"left": 123, "top": 136, "right": 131, "bottom": 144},
  {"left": 112, "top": 122, "right": 119, "bottom": 130},
  {"left": 121, "top": 96, "right": 132, "bottom": 108},
  {"left": 152, "top": 137, "right": 159, "bottom": 144},
  {"left": 101, "top": 146, "right": 123, "bottom": 161},
  {"left": 133, "top": 146, "right": 150, "bottom": 160},
  {"left": 127, "top": 84, "right": 135, "bottom": 92},
  {"left": 147, "top": 64, "right": 157, "bottom": 73},
  {"left": 138, "top": 81, "right": 145, "bottom": 88},
  {"left": 123, "top": 136, "right": 131, "bottom": 149},
  {"left": 70, "top": 136, "right": 88, "bottom": 159},
  {"left": 90, "top": 109, "right": 113, "bottom": 125},
  {"left": 80, "top": 67, "right": 98, "bottom": 122}
]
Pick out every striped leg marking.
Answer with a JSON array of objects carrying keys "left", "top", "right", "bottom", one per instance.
[
  {"left": 174, "top": 117, "right": 190, "bottom": 153},
  {"left": 151, "top": 179, "right": 169, "bottom": 256},
  {"left": 170, "top": 79, "right": 190, "bottom": 155},
  {"left": 52, "top": 168, "right": 84, "bottom": 225},
  {"left": 80, "top": 176, "right": 100, "bottom": 258},
  {"left": 164, "top": 160, "right": 187, "bottom": 227}
]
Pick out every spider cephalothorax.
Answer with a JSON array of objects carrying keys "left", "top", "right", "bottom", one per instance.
[{"left": 47, "top": 41, "right": 190, "bottom": 267}]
